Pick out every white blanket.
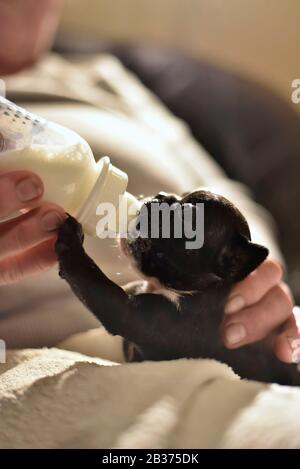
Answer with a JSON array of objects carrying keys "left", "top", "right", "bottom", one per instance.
[{"left": 1, "top": 345, "right": 300, "bottom": 448}]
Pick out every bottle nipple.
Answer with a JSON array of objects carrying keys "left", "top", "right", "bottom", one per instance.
[{"left": 78, "top": 156, "right": 141, "bottom": 237}]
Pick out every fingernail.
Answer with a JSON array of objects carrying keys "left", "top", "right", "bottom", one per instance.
[
  {"left": 16, "top": 178, "right": 43, "bottom": 202},
  {"left": 41, "top": 211, "right": 64, "bottom": 231},
  {"left": 225, "top": 323, "right": 246, "bottom": 345},
  {"left": 225, "top": 295, "right": 245, "bottom": 314}
]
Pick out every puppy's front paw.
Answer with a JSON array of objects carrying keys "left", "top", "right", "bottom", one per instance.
[{"left": 55, "top": 215, "right": 84, "bottom": 257}]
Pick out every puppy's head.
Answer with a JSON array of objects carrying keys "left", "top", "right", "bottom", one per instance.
[{"left": 122, "top": 190, "right": 268, "bottom": 291}]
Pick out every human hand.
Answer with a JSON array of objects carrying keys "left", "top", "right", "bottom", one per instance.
[
  {"left": 222, "top": 258, "right": 299, "bottom": 363},
  {"left": 0, "top": 170, "right": 66, "bottom": 285}
]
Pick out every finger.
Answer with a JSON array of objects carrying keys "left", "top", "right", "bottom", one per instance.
[
  {"left": 0, "top": 238, "right": 58, "bottom": 285},
  {"left": 0, "top": 170, "right": 44, "bottom": 218},
  {"left": 223, "top": 283, "right": 294, "bottom": 348},
  {"left": 0, "top": 203, "right": 66, "bottom": 260},
  {"left": 225, "top": 258, "right": 283, "bottom": 314}
]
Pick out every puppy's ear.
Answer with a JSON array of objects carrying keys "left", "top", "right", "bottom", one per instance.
[{"left": 217, "top": 235, "right": 269, "bottom": 282}]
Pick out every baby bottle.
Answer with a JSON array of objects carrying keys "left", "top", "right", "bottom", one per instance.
[{"left": 0, "top": 96, "right": 140, "bottom": 236}]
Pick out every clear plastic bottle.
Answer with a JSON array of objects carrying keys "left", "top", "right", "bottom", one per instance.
[{"left": 0, "top": 96, "right": 140, "bottom": 236}]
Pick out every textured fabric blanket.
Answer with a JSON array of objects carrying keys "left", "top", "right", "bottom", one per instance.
[{"left": 1, "top": 347, "right": 300, "bottom": 448}]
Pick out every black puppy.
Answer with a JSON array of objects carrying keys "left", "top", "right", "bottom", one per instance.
[{"left": 56, "top": 190, "right": 299, "bottom": 385}]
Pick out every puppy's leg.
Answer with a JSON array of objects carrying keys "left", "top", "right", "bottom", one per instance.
[{"left": 55, "top": 215, "right": 131, "bottom": 337}]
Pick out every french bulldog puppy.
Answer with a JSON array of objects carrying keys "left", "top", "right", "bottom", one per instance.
[{"left": 55, "top": 190, "right": 300, "bottom": 385}]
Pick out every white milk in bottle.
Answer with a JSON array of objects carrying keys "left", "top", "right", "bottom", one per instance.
[{"left": 0, "top": 96, "right": 140, "bottom": 236}]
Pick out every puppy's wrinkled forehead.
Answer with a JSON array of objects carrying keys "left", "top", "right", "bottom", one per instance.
[
  {"left": 178, "top": 190, "right": 250, "bottom": 243},
  {"left": 140, "top": 190, "right": 250, "bottom": 245},
  {"left": 137, "top": 189, "right": 251, "bottom": 262}
]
